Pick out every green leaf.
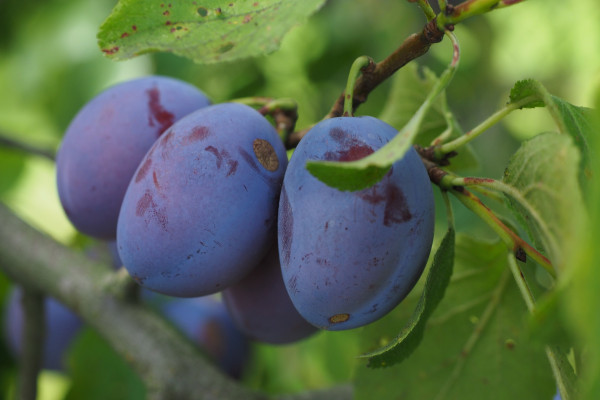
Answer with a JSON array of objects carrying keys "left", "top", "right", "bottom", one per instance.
[
  {"left": 508, "top": 79, "right": 546, "bottom": 109},
  {"left": 354, "top": 234, "right": 555, "bottom": 400},
  {"left": 509, "top": 79, "right": 594, "bottom": 186},
  {"left": 307, "top": 57, "right": 459, "bottom": 192},
  {"left": 65, "top": 328, "right": 145, "bottom": 400},
  {"left": 379, "top": 63, "right": 478, "bottom": 171},
  {"left": 97, "top": 0, "right": 326, "bottom": 64},
  {"left": 502, "top": 132, "right": 585, "bottom": 269},
  {"left": 361, "top": 228, "right": 455, "bottom": 368}
]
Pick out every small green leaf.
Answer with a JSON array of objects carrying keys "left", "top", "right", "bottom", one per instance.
[
  {"left": 354, "top": 234, "right": 555, "bottom": 400},
  {"left": 508, "top": 79, "right": 594, "bottom": 185},
  {"left": 502, "top": 132, "right": 585, "bottom": 270},
  {"left": 361, "top": 228, "right": 455, "bottom": 368},
  {"left": 509, "top": 79, "right": 546, "bottom": 109},
  {"left": 97, "top": 0, "right": 326, "bottom": 64}
]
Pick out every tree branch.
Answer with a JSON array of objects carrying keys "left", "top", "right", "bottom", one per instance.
[
  {"left": 286, "top": 19, "right": 444, "bottom": 148},
  {"left": 0, "top": 202, "right": 353, "bottom": 399},
  {"left": 0, "top": 202, "right": 264, "bottom": 399}
]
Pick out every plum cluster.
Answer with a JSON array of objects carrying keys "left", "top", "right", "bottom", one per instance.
[{"left": 55, "top": 75, "right": 435, "bottom": 349}]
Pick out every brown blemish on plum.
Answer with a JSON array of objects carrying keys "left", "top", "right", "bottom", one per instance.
[
  {"left": 135, "top": 190, "right": 168, "bottom": 231},
  {"left": 146, "top": 87, "right": 175, "bottom": 135},
  {"left": 279, "top": 186, "right": 293, "bottom": 266},
  {"left": 152, "top": 171, "right": 160, "bottom": 189},
  {"left": 205, "top": 146, "right": 223, "bottom": 168},
  {"left": 136, "top": 191, "right": 155, "bottom": 216},
  {"left": 135, "top": 158, "right": 152, "bottom": 182},
  {"left": 358, "top": 183, "right": 412, "bottom": 227},
  {"left": 253, "top": 139, "right": 279, "bottom": 171},
  {"left": 183, "top": 126, "right": 210, "bottom": 145},
  {"left": 204, "top": 146, "right": 238, "bottom": 176},
  {"left": 329, "top": 314, "right": 350, "bottom": 324},
  {"left": 324, "top": 128, "right": 374, "bottom": 162}
]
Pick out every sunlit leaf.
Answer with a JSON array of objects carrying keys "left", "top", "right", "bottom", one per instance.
[{"left": 97, "top": 0, "right": 326, "bottom": 64}]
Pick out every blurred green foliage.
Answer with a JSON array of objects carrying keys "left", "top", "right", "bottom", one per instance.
[{"left": 0, "top": 0, "right": 598, "bottom": 398}]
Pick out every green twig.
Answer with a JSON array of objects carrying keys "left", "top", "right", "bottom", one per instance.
[
  {"left": 449, "top": 187, "right": 554, "bottom": 277},
  {"left": 450, "top": 176, "right": 558, "bottom": 263},
  {"left": 343, "top": 56, "right": 374, "bottom": 117},
  {"left": 435, "top": 95, "right": 538, "bottom": 157},
  {"left": 414, "top": 0, "right": 436, "bottom": 21}
]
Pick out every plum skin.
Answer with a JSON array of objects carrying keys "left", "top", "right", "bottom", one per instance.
[
  {"left": 56, "top": 76, "right": 211, "bottom": 239},
  {"left": 222, "top": 245, "right": 318, "bottom": 345},
  {"left": 145, "top": 294, "right": 250, "bottom": 379},
  {"left": 278, "top": 116, "right": 435, "bottom": 330},
  {"left": 4, "top": 288, "right": 82, "bottom": 371},
  {"left": 117, "top": 102, "right": 288, "bottom": 297}
]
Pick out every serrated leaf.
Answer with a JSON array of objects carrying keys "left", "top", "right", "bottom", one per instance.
[
  {"left": 509, "top": 79, "right": 594, "bottom": 186},
  {"left": 509, "top": 79, "right": 546, "bottom": 109},
  {"left": 361, "top": 228, "right": 455, "bottom": 368},
  {"left": 502, "top": 132, "right": 585, "bottom": 270},
  {"left": 354, "top": 234, "right": 555, "bottom": 400},
  {"left": 97, "top": 0, "right": 326, "bottom": 64}
]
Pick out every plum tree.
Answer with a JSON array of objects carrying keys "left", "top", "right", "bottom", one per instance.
[
  {"left": 56, "top": 76, "right": 211, "bottom": 239},
  {"left": 278, "top": 116, "right": 435, "bottom": 330},
  {"left": 117, "top": 102, "right": 288, "bottom": 297},
  {"left": 223, "top": 245, "right": 318, "bottom": 344},
  {"left": 4, "top": 288, "right": 82, "bottom": 371}
]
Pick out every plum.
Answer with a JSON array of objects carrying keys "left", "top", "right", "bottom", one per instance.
[
  {"left": 223, "top": 245, "right": 318, "bottom": 344},
  {"left": 56, "top": 76, "right": 211, "bottom": 239},
  {"left": 148, "top": 294, "right": 250, "bottom": 379},
  {"left": 278, "top": 116, "right": 435, "bottom": 330},
  {"left": 117, "top": 103, "right": 287, "bottom": 297},
  {"left": 4, "top": 287, "right": 82, "bottom": 371}
]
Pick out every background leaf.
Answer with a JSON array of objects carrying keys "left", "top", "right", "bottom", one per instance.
[
  {"left": 502, "top": 132, "right": 585, "bottom": 270},
  {"left": 362, "top": 229, "right": 455, "bottom": 368},
  {"left": 354, "top": 234, "right": 555, "bottom": 400},
  {"left": 97, "top": 0, "right": 326, "bottom": 64},
  {"left": 65, "top": 328, "right": 145, "bottom": 400}
]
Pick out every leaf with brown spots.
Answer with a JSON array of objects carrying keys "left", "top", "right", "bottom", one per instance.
[{"left": 98, "top": 0, "right": 326, "bottom": 64}]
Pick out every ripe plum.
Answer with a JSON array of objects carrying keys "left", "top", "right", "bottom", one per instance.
[
  {"left": 117, "top": 103, "right": 287, "bottom": 297},
  {"left": 57, "top": 76, "right": 211, "bottom": 238},
  {"left": 223, "top": 245, "right": 318, "bottom": 344},
  {"left": 278, "top": 116, "right": 435, "bottom": 330}
]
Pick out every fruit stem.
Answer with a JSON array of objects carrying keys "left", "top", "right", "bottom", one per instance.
[
  {"left": 450, "top": 176, "right": 558, "bottom": 262},
  {"left": 343, "top": 56, "right": 375, "bottom": 117},
  {"left": 17, "top": 287, "right": 45, "bottom": 400},
  {"left": 414, "top": 0, "right": 436, "bottom": 21},
  {"left": 435, "top": 95, "right": 538, "bottom": 157},
  {"left": 449, "top": 187, "right": 555, "bottom": 277},
  {"left": 436, "top": 0, "right": 529, "bottom": 30}
]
